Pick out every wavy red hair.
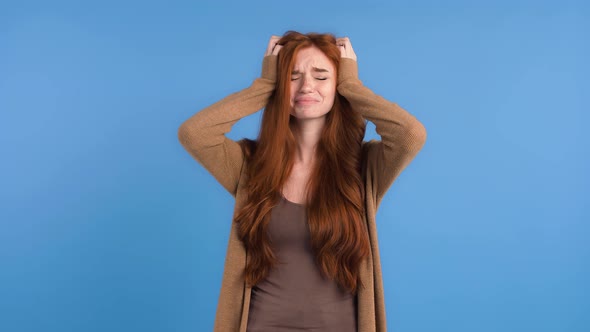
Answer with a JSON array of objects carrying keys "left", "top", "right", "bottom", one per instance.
[{"left": 235, "top": 31, "right": 369, "bottom": 294}]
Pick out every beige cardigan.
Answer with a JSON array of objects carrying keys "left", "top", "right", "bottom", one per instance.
[{"left": 178, "top": 55, "right": 427, "bottom": 332}]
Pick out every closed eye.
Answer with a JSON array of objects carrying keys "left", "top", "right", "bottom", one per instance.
[{"left": 291, "top": 77, "right": 328, "bottom": 81}]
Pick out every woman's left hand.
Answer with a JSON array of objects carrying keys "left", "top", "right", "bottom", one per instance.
[{"left": 336, "top": 37, "right": 357, "bottom": 61}]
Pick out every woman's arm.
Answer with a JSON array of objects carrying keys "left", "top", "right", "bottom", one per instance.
[
  {"left": 336, "top": 37, "right": 427, "bottom": 205},
  {"left": 177, "top": 54, "right": 278, "bottom": 196}
]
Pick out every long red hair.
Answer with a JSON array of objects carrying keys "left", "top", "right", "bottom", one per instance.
[{"left": 235, "top": 31, "right": 369, "bottom": 294}]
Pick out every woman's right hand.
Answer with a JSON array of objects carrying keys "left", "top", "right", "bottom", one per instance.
[{"left": 264, "top": 35, "right": 283, "bottom": 56}]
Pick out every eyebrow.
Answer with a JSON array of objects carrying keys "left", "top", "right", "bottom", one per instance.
[{"left": 292, "top": 67, "right": 331, "bottom": 74}]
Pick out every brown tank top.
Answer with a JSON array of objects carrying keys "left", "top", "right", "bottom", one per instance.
[{"left": 246, "top": 195, "right": 357, "bottom": 332}]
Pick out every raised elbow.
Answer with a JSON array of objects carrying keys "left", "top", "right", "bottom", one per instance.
[
  {"left": 177, "top": 121, "right": 197, "bottom": 149},
  {"left": 407, "top": 121, "right": 427, "bottom": 153}
]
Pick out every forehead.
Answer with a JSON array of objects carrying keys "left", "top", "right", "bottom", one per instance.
[{"left": 292, "top": 46, "right": 334, "bottom": 72}]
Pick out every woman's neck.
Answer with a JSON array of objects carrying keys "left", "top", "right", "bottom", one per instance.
[{"left": 292, "top": 117, "right": 325, "bottom": 165}]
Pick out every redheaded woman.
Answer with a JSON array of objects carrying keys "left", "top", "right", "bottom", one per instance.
[{"left": 178, "top": 30, "right": 427, "bottom": 332}]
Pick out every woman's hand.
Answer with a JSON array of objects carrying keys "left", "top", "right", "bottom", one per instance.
[
  {"left": 265, "top": 35, "right": 283, "bottom": 56},
  {"left": 336, "top": 37, "right": 357, "bottom": 61}
]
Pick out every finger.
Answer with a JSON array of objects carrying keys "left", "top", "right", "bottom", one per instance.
[
  {"left": 336, "top": 37, "right": 350, "bottom": 46},
  {"left": 344, "top": 38, "right": 353, "bottom": 50},
  {"left": 337, "top": 38, "right": 350, "bottom": 57},
  {"left": 265, "top": 43, "right": 273, "bottom": 56},
  {"left": 337, "top": 37, "right": 356, "bottom": 60},
  {"left": 266, "top": 36, "right": 281, "bottom": 56},
  {"left": 337, "top": 38, "right": 352, "bottom": 58},
  {"left": 272, "top": 44, "right": 283, "bottom": 55},
  {"left": 338, "top": 45, "right": 346, "bottom": 58}
]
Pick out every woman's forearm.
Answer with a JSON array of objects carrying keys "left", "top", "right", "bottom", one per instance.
[
  {"left": 337, "top": 57, "right": 427, "bottom": 201},
  {"left": 177, "top": 55, "right": 277, "bottom": 195}
]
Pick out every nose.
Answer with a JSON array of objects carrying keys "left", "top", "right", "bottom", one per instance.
[{"left": 299, "top": 75, "right": 314, "bottom": 93}]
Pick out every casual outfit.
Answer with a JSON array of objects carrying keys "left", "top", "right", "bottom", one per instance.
[{"left": 178, "top": 55, "right": 427, "bottom": 331}]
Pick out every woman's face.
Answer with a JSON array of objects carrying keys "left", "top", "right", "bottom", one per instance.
[{"left": 289, "top": 46, "right": 336, "bottom": 121}]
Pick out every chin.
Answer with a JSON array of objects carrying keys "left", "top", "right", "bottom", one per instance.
[{"left": 290, "top": 113, "right": 329, "bottom": 121}]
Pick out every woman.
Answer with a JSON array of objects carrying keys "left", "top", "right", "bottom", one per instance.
[{"left": 178, "top": 31, "right": 427, "bottom": 332}]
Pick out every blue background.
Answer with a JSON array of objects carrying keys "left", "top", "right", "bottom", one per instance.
[{"left": 1, "top": 0, "right": 588, "bottom": 331}]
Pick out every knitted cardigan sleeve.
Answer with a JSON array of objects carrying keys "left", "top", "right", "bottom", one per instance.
[
  {"left": 177, "top": 56, "right": 277, "bottom": 196},
  {"left": 337, "top": 58, "right": 427, "bottom": 207}
]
